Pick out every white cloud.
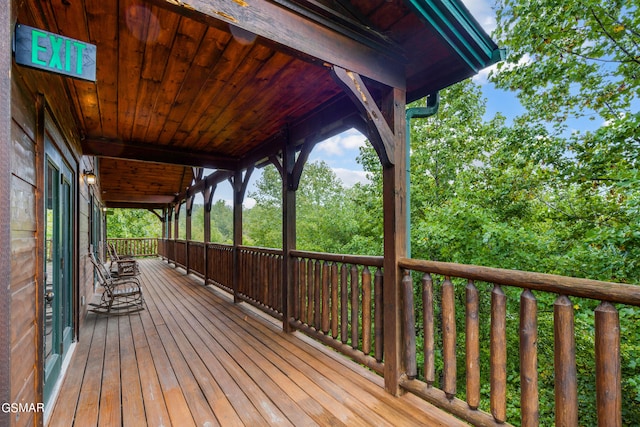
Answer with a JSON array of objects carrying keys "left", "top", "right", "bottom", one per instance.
[
  {"left": 333, "top": 168, "right": 369, "bottom": 188},
  {"left": 316, "top": 129, "right": 367, "bottom": 156},
  {"left": 472, "top": 62, "right": 498, "bottom": 85},
  {"left": 243, "top": 197, "right": 256, "bottom": 209},
  {"left": 460, "top": 0, "right": 497, "bottom": 34}
]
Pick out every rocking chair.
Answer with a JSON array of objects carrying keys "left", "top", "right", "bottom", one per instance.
[
  {"left": 107, "top": 242, "right": 140, "bottom": 277},
  {"left": 89, "top": 253, "right": 144, "bottom": 315}
]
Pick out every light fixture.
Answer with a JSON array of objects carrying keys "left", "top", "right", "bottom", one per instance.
[{"left": 84, "top": 170, "right": 96, "bottom": 185}]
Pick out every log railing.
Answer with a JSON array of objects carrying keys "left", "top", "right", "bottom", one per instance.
[
  {"left": 107, "top": 237, "right": 158, "bottom": 257},
  {"left": 288, "top": 250, "right": 385, "bottom": 375},
  {"left": 186, "top": 241, "right": 206, "bottom": 277},
  {"left": 398, "top": 257, "right": 636, "bottom": 427},
  {"left": 237, "top": 246, "right": 284, "bottom": 317},
  {"left": 174, "top": 239, "right": 187, "bottom": 269},
  {"left": 206, "top": 243, "right": 234, "bottom": 294}
]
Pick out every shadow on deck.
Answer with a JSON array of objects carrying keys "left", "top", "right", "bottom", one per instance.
[{"left": 48, "top": 258, "right": 466, "bottom": 426}]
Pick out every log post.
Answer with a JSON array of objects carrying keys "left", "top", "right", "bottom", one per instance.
[
  {"left": 595, "top": 302, "right": 621, "bottom": 427},
  {"left": 401, "top": 271, "right": 417, "bottom": 379},
  {"left": 374, "top": 269, "right": 384, "bottom": 363},
  {"left": 554, "top": 295, "right": 578, "bottom": 426},
  {"left": 490, "top": 285, "right": 507, "bottom": 423},
  {"left": 421, "top": 273, "right": 435, "bottom": 386},
  {"left": 465, "top": 280, "right": 480, "bottom": 410},
  {"left": 362, "top": 266, "right": 372, "bottom": 356},
  {"left": 442, "top": 276, "right": 456, "bottom": 399},
  {"left": 520, "top": 289, "right": 539, "bottom": 427}
]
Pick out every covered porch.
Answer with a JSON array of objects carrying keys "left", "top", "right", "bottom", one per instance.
[{"left": 49, "top": 258, "right": 465, "bottom": 426}]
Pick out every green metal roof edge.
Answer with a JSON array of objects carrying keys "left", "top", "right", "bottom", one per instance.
[{"left": 406, "top": 0, "right": 504, "bottom": 72}]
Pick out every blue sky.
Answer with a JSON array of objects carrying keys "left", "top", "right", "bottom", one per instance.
[{"left": 209, "top": 0, "right": 526, "bottom": 208}]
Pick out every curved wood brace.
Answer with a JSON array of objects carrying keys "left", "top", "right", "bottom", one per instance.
[
  {"left": 233, "top": 166, "right": 255, "bottom": 204},
  {"left": 330, "top": 66, "right": 395, "bottom": 166}
]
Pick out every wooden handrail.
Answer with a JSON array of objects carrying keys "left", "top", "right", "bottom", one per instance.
[
  {"left": 399, "top": 257, "right": 640, "bottom": 307},
  {"left": 290, "top": 249, "right": 384, "bottom": 267}
]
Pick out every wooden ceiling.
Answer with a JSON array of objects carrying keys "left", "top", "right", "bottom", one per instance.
[{"left": 17, "top": 0, "right": 499, "bottom": 208}]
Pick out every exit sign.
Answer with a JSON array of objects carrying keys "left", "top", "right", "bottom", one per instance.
[{"left": 14, "top": 24, "right": 96, "bottom": 82}]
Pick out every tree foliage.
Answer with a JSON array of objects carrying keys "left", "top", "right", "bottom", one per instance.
[{"left": 106, "top": 208, "right": 161, "bottom": 238}]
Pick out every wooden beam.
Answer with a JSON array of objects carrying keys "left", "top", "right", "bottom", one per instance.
[
  {"left": 152, "top": 0, "right": 406, "bottom": 90},
  {"left": 82, "top": 138, "right": 238, "bottom": 169},
  {"left": 105, "top": 202, "right": 170, "bottom": 209},
  {"left": 0, "top": 2, "right": 11, "bottom": 424},
  {"left": 331, "top": 66, "right": 396, "bottom": 166}
]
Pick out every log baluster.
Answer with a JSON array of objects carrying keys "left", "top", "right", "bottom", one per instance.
[
  {"left": 362, "top": 266, "right": 372, "bottom": 355},
  {"left": 340, "top": 263, "right": 349, "bottom": 344},
  {"left": 442, "top": 276, "right": 456, "bottom": 398},
  {"left": 402, "top": 270, "right": 417, "bottom": 379},
  {"left": 331, "top": 262, "right": 339, "bottom": 339},
  {"left": 374, "top": 268, "right": 384, "bottom": 363},
  {"left": 306, "top": 259, "right": 314, "bottom": 326},
  {"left": 595, "top": 302, "right": 621, "bottom": 427},
  {"left": 422, "top": 273, "right": 435, "bottom": 386},
  {"left": 299, "top": 258, "right": 308, "bottom": 324},
  {"left": 520, "top": 289, "right": 539, "bottom": 427},
  {"left": 314, "top": 260, "right": 322, "bottom": 330},
  {"left": 351, "top": 264, "right": 360, "bottom": 350},
  {"left": 465, "top": 280, "right": 480, "bottom": 410},
  {"left": 322, "top": 261, "right": 330, "bottom": 334},
  {"left": 292, "top": 257, "right": 300, "bottom": 319},
  {"left": 554, "top": 295, "right": 578, "bottom": 427},
  {"left": 491, "top": 285, "right": 507, "bottom": 423}
]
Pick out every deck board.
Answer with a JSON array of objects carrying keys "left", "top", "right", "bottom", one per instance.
[{"left": 49, "top": 258, "right": 468, "bottom": 426}]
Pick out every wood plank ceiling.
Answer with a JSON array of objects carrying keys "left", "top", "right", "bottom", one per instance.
[{"left": 19, "top": 0, "right": 498, "bottom": 208}]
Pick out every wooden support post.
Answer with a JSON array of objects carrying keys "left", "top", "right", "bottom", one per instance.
[
  {"left": 232, "top": 169, "right": 248, "bottom": 303},
  {"left": 332, "top": 66, "right": 406, "bottom": 394},
  {"left": 381, "top": 87, "right": 407, "bottom": 395},
  {"left": 282, "top": 141, "right": 296, "bottom": 332},
  {"left": 185, "top": 195, "right": 193, "bottom": 274},
  {"left": 203, "top": 185, "right": 213, "bottom": 286},
  {"left": 167, "top": 207, "right": 173, "bottom": 239},
  {"left": 0, "top": 1, "right": 11, "bottom": 424}
]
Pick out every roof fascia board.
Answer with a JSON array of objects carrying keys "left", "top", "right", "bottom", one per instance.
[{"left": 405, "top": 0, "right": 503, "bottom": 72}]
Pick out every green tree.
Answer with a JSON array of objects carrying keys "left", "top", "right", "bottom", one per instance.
[
  {"left": 106, "top": 208, "right": 161, "bottom": 238},
  {"left": 245, "top": 160, "right": 368, "bottom": 253}
]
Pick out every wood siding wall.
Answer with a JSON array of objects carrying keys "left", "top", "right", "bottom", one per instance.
[
  {"left": 10, "top": 76, "right": 40, "bottom": 427},
  {"left": 10, "top": 36, "right": 97, "bottom": 427}
]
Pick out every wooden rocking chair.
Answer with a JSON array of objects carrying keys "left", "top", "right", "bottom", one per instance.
[
  {"left": 107, "top": 242, "right": 139, "bottom": 277},
  {"left": 89, "top": 253, "right": 144, "bottom": 315}
]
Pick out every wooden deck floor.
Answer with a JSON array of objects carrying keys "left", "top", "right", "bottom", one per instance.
[{"left": 48, "top": 258, "right": 467, "bottom": 426}]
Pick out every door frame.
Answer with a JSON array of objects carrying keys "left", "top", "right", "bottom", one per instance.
[{"left": 36, "top": 100, "right": 79, "bottom": 412}]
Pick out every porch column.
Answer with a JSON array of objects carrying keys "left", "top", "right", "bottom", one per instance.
[
  {"left": 381, "top": 87, "right": 407, "bottom": 395},
  {"left": 203, "top": 184, "right": 214, "bottom": 286},
  {"left": 185, "top": 195, "right": 194, "bottom": 274},
  {"left": 281, "top": 141, "right": 296, "bottom": 333},
  {"left": 232, "top": 170, "right": 243, "bottom": 303},
  {"left": 331, "top": 66, "right": 407, "bottom": 395},
  {"left": 0, "top": 1, "right": 12, "bottom": 424}
]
